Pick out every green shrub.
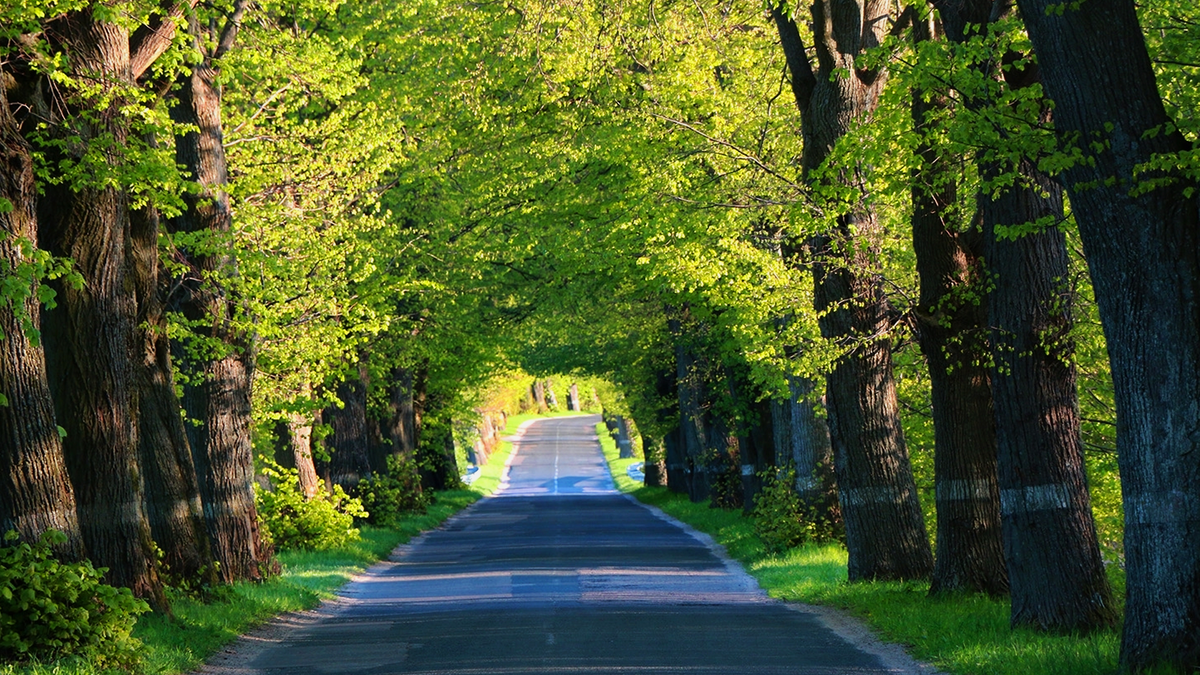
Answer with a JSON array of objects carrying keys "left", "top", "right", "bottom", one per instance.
[
  {"left": 256, "top": 463, "right": 367, "bottom": 551},
  {"left": 0, "top": 530, "right": 148, "bottom": 668},
  {"left": 751, "top": 467, "right": 815, "bottom": 553},
  {"left": 356, "top": 454, "right": 430, "bottom": 525}
]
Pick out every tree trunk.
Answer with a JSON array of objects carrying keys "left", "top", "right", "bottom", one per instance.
[
  {"left": 281, "top": 413, "right": 318, "bottom": 499},
  {"left": 531, "top": 380, "right": 546, "bottom": 412},
  {"left": 615, "top": 416, "right": 634, "bottom": 459},
  {"left": 782, "top": 376, "right": 840, "bottom": 530},
  {"left": 388, "top": 366, "right": 419, "bottom": 460},
  {"left": 326, "top": 368, "right": 372, "bottom": 490},
  {"left": 642, "top": 435, "right": 668, "bottom": 486},
  {"left": 740, "top": 397, "right": 775, "bottom": 514},
  {"left": 909, "top": 18, "right": 1007, "bottom": 596},
  {"left": 673, "top": 327, "right": 710, "bottom": 503},
  {"left": 170, "top": 55, "right": 273, "bottom": 584},
  {"left": 0, "top": 85, "right": 84, "bottom": 560},
  {"left": 664, "top": 425, "right": 687, "bottom": 493},
  {"left": 983, "top": 159, "right": 1116, "bottom": 630},
  {"left": 37, "top": 12, "right": 164, "bottom": 604},
  {"left": 568, "top": 383, "right": 580, "bottom": 411},
  {"left": 131, "top": 204, "right": 214, "bottom": 584},
  {"left": 1013, "top": 1, "right": 1199, "bottom": 666},
  {"left": 773, "top": 1, "right": 933, "bottom": 581}
]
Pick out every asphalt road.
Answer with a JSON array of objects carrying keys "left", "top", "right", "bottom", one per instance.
[{"left": 198, "top": 414, "right": 935, "bottom": 675}]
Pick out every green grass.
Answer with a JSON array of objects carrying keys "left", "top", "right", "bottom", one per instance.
[
  {"left": 604, "top": 461, "right": 1123, "bottom": 675},
  {"left": 1, "top": 426, "right": 534, "bottom": 675},
  {"left": 595, "top": 421, "right": 643, "bottom": 493}
]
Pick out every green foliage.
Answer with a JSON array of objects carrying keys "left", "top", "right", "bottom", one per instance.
[
  {"left": 751, "top": 467, "right": 813, "bottom": 553},
  {"left": 355, "top": 455, "right": 430, "bottom": 525},
  {"left": 0, "top": 531, "right": 148, "bottom": 668},
  {"left": 255, "top": 463, "right": 367, "bottom": 551}
]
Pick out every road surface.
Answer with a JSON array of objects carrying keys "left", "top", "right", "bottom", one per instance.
[{"left": 197, "top": 414, "right": 936, "bottom": 675}]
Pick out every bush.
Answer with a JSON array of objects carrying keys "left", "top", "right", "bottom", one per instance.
[
  {"left": 751, "top": 467, "right": 813, "bottom": 553},
  {"left": 256, "top": 463, "right": 367, "bottom": 551},
  {"left": 0, "top": 530, "right": 148, "bottom": 668},
  {"left": 356, "top": 454, "right": 430, "bottom": 525}
]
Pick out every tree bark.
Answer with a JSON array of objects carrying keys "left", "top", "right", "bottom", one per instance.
[
  {"left": 388, "top": 366, "right": 419, "bottom": 460},
  {"left": 280, "top": 412, "right": 319, "bottom": 499},
  {"left": 326, "top": 367, "right": 372, "bottom": 490},
  {"left": 0, "top": 84, "right": 84, "bottom": 560},
  {"left": 1012, "top": 1, "right": 1200, "bottom": 666},
  {"left": 909, "top": 14, "right": 1007, "bottom": 597},
  {"left": 36, "top": 11, "right": 165, "bottom": 604},
  {"left": 131, "top": 204, "right": 214, "bottom": 584},
  {"left": 169, "top": 32, "right": 272, "bottom": 582},
  {"left": 983, "top": 158, "right": 1116, "bottom": 629},
  {"left": 773, "top": 1, "right": 933, "bottom": 581},
  {"left": 780, "top": 376, "right": 840, "bottom": 529}
]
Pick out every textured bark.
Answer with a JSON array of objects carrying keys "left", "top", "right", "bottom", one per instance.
[
  {"left": 326, "top": 369, "right": 372, "bottom": 490},
  {"left": 773, "top": 1, "right": 933, "bottom": 581},
  {"left": 1014, "top": 1, "right": 1199, "bottom": 665},
  {"left": 614, "top": 416, "right": 634, "bottom": 459},
  {"left": 983, "top": 160, "right": 1116, "bottom": 630},
  {"left": 281, "top": 413, "right": 318, "bottom": 499},
  {"left": 36, "top": 12, "right": 164, "bottom": 603},
  {"left": 780, "top": 376, "right": 839, "bottom": 522},
  {"left": 568, "top": 383, "right": 580, "bottom": 411},
  {"left": 739, "top": 397, "right": 775, "bottom": 514},
  {"left": 909, "top": 16, "right": 1007, "bottom": 597},
  {"left": 664, "top": 425, "right": 687, "bottom": 493},
  {"left": 388, "top": 366, "right": 419, "bottom": 460},
  {"left": 131, "top": 204, "right": 213, "bottom": 584},
  {"left": 531, "top": 380, "right": 546, "bottom": 412},
  {"left": 169, "top": 35, "right": 272, "bottom": 582},
  {"left": 672, "top": 326, "right": 710, "bottom": 502},
  {"left": 0, "top": 85, "right": 84, "bottom": 559}
]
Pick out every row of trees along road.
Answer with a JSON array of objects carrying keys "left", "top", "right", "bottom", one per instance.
[{"left": 1, "top": 0, "right": 1198, "bottom": 672}]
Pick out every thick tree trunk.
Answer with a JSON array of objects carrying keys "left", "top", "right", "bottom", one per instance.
[
  {"left": 782, "top": 376, "right": 839, "bottom": 527},
  {"left": 1013, "top": 1, "right": 1199, "bottom": 666},
  {"left": 664, "top": 425, "right": 687, "bottom": 493},
  {"left": 740, "top": 397, "right": 775, "bottom": 514},
  {"left": 326, "top": 369, "right": 372, "bottom": 490},
  {"left": 281, "top": 413, "right": 319, "bottom": 499},
  {"left": 130, "top": 204, "right": 214, "bottom": 584},
  {"left": 170, "top": 57, "right": 273, "bottom": 583},
  {"left": 673, "top": 330, "right": 710, "bottom": 502},
  {"left": 37, "top": 12, "right": 164, "bottom": 604},
  {"left": 983, "top": 160, "right": 1116, "bottom": 630},
  {"left": 909, "top": 35, "right": 1007, "bottom": 596},
  {"left": 615, "top": 416, "right": 634, "bottom": 459},
  {"left": 388, "top": 366, "right": 419, "bottom": 460},
  {"left": 531, "top": 380, "right": 546, "bottom": 412},
  {"left": 773, "top": 0, "right": 932, "bottom": 581},
  {"left": 642, "top": 435, "right": 668, "bottom": 487},
  {"left": 568, "top": 383, "right": 580, "bottom": 411},
  {"left": 0, "top": 87, "right": 84, "bottom": 559}
]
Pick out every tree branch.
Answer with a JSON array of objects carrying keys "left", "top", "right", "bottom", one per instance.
[
  {"left": 214, "top": 0, "right": 251, "bottom": 60},
  {"left": 129, "top": 1, "right": 199, "bottom": 81},
  {"left": 769, "top": 3, "right": 818, "bottom": 113}
]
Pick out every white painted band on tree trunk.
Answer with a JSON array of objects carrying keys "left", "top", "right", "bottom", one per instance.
[
  {"left": 999, "top": 483, "right": 1072, "bottom": 515},
  {"left": 741, "top": 464, "right": 755, "bottom": 476},
  {"left": 839, "top": 485, "right": 911, "bottom": 507},
  {"left": 936, "top": 479, "right": 995, "bottom": 502},
  {"left": 795, "top": 475, "right": 819, "bottom": 491},
  {"left": 1124, "top": 491, "right": 1200, "bottom": 524}
]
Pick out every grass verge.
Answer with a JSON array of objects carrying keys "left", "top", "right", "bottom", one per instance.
[
  {"left": 2, "top": 421, "right": 538, "bottom": 675},
  {"left": 603, "top": 457, "right": 1122, "bottom": 675}
]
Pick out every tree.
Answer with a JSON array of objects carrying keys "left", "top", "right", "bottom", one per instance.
[
  {"left": 772, "top": 1, "right": 933, "bottom": 581},
  {"left": 1013, "top": 0, "right": 1200, "bottom": 668}
]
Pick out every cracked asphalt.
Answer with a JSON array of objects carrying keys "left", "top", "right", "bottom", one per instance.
[{"left": 196, "top": 414, "right": 936, "bottom": 675}]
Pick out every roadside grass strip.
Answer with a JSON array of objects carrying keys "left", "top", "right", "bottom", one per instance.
[
  {"left": 0, "top": 416, "right": 541, "bottom": 675},
  {"left": 604, "top": 456, "right": 1123, "bottom": 675}
]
